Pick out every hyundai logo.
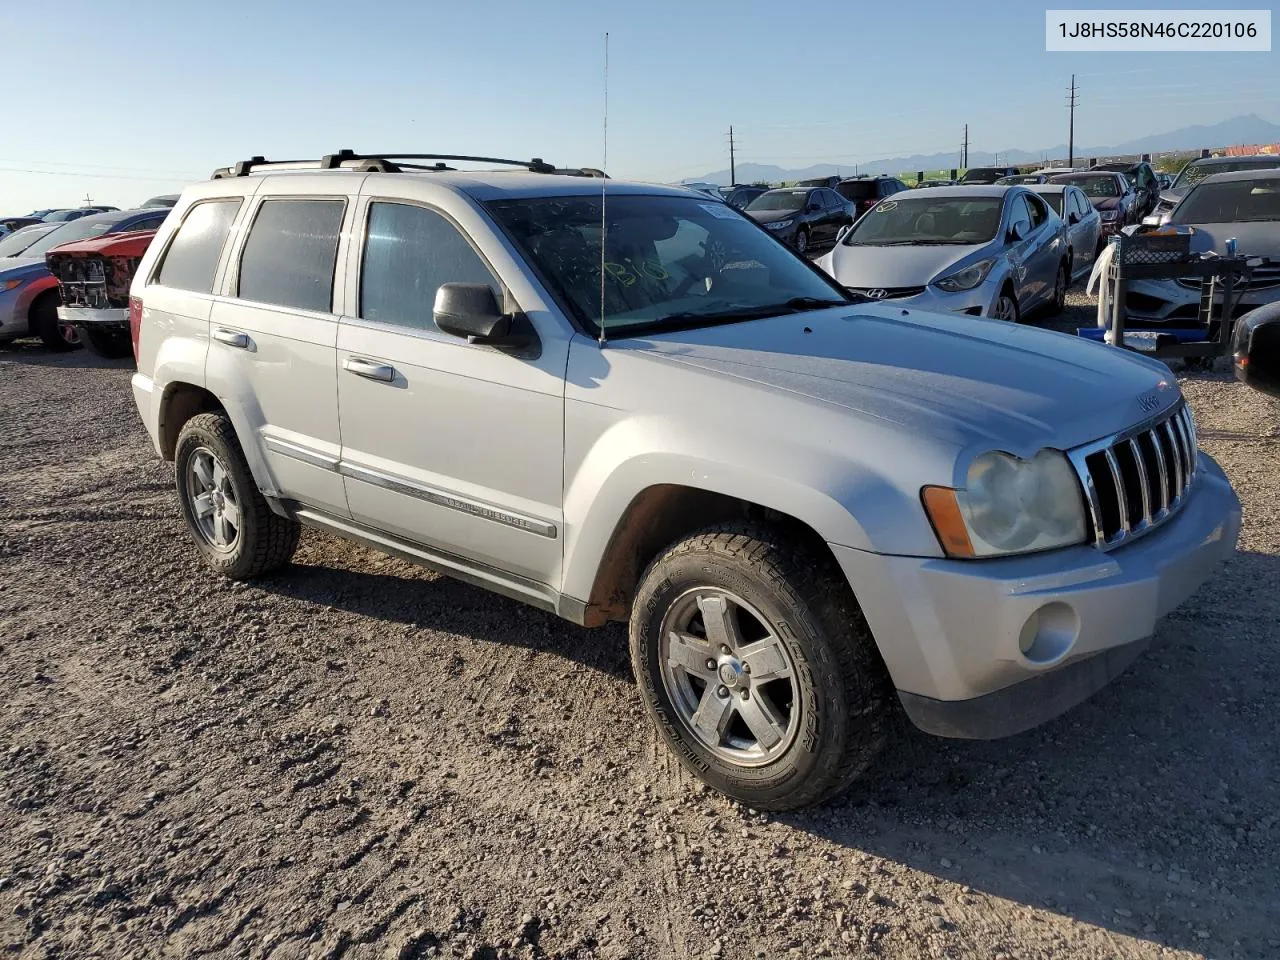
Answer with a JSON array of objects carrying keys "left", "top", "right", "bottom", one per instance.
[{"left": 864, "top": 288, "right": 888, "bottom": 300}]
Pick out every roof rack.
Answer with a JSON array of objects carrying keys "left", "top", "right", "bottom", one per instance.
[{"left": 210, "top": 150, "right": 607, "bottom": 180}]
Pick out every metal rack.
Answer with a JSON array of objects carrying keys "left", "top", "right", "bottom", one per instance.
[
  {"left": 210, "top": 150, "right": 607, "bottom": 180},
  {"left": 1082, "top": 226, "right": 1257, "bottom": 364}
]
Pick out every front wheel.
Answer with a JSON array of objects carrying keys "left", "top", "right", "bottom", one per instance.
[
  {"left": 991, "top": 287, "right": 1021, "bottom": 322},
  {"left": 1049, "top": 260, "right": 1069, "bottom": 314},
  {"left": 30, "top": 294, "right": 80, "bottom": 352},
  {"left": 793, "top": 228, "right": 809, "bottom": 255},
  {"left": 630, "top": 523, "right": 891, "bottom": 810}
]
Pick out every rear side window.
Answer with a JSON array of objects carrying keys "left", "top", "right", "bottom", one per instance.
[
  {"left": 359, "top": 202, "right": 497, "bottom": 332},
  {"left": 155, "top": 203, "right": 240, "bottom": 293},
  {"left": 238, "top": 199, "right": 345, "bottom": 313}
]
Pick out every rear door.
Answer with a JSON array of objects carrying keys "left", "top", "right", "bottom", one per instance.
[
  {"left": 334, "top": 195, "right": 565, "bottom": 586},
  {"left": 206, "top": 178, "right": 353, "bottom": 518}
]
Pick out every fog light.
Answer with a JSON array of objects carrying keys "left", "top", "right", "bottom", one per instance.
[{"left": 1017, "top": 602, "right": 1079, "bottom": 665}]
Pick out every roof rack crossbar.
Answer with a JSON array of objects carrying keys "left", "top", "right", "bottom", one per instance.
[{"left": 211, "top": 150, "right": 585, "bottom": 179}]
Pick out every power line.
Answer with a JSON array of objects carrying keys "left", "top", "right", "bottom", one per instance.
[{"left": 0, "top": 166, "right": 197, "bottom": 183}]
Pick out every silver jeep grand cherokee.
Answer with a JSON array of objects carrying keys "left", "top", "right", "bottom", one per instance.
[{"left": 129, "top": 151, "right": 1241, "bottom": 810}]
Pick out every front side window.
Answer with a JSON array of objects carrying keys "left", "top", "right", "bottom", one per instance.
[
  {"left": 844, "top": 195, "right": 1005, "bottom": 245},
  {"left": 484, "top": 193, "right": 847, "bottom": 338},
  {"left": 155, "top": 200, "right": 241, "bottom": 293},
  {"left": 1024, "top": 194, "right": 1048, "bottom": 229},
  {"left": 237, "top": 199, "right": 345, "bottom": 313},
  {"left": 360, "top": 202, "right": 497, "bottom": 331}
]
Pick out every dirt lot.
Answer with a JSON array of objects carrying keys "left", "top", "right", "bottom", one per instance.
[{"left": 2, "top": 290, "right": 1279, "bottom": 960}]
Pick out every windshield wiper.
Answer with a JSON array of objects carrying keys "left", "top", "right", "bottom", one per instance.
[{"left": 653, "top": 297, "right": 849, "bottom": 328}]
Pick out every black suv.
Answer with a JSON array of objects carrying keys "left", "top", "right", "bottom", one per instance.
[
  {"left": 834, "top": 176, "right": 910, "bottom": 218},
  {"left": 1091, "top": 160, "right": 1160, "bottom": 218},
  {"left": 959, "top": 165, "right": 1020, "bottom": 185}
]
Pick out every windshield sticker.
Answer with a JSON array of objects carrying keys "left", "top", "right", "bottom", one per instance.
[
  {"left": 875, "top": 200, "right": 899, "bottom": 212},
  {"left": 699, "top": 203, "right": 740, "bottom": 220}
]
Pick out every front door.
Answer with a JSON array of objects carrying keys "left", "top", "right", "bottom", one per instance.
[{"left": 334, "top": 198, "right": 565, "bottom": 586}]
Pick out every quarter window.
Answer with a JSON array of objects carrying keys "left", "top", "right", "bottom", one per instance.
[
  {"left": 238, "top": 199, "right": 345, "bottom": 313},
  {"left": 155, "top": 200, "right": 239, "bottom": 294},
  {"left": 360, "top": 202, "right": 497, "bottom": 331}
]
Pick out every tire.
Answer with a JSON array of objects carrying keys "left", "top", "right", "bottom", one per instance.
[
  {"left": 1049, "top": 260, "right": 1069, "bottom": 315},
  {"left": 174, "top": 412, "right": 300, "bottom": 579},
  {"left": 30, "top": 293, "right": 80, "bottom": 352},
  {"left": 991, "top": 285, "right": 1020, "bottom": 322},
  {"left": 77, "top": 324, "right": 133, "bottom": 360},
  {"left": 793, "top": 228, "right": 809, "bottom": 255},
  {"left": 630, "top": 522, "right": 891, "bottom": 810}
]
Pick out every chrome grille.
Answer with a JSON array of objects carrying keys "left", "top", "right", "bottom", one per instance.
[
  {"left": 1175, "top": 266, "right": 1280, "bottom": 291},
  {"left": 848, "top": 285, "right": 926, "bottom": 300},
  {"left": 1068, "top": 403, "right": 1198, "bottom": 549}
]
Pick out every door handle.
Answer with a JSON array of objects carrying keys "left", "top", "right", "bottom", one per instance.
[
  {"left": 344, "top": 357, "right": 396, "bottom": 383},
  {"left": 212, "top": 327, "right": 249, "bottom": 349}
]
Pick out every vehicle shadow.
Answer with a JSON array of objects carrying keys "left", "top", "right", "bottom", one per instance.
[
  {"left": 0, "top": 338, "right": 134, "bottom": 370},
  {"left": 256, "top": 552, "right": 633, "bottom": 682},
  {"left": 775, "top": 547, "right": 1280, "bottom": 958}
]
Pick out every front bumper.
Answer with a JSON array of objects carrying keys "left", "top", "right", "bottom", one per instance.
[
  {"left": 831, "top": 453, "right": 1240, "bottom": 739},
  {"left": 893, "top": 281, "right": 998, "bottom": 318},
  {"left": 58, "top": 305, "right": 129, "bottom": 330},
  {"left": 1126, "top": 278, "right": 1280, "bottom": 325}
]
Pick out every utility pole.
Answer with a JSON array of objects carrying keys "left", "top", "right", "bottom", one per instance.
[
  {"left": 82, "top": 192, "right": 93, "bottom": 206},
  {"left": 1067, "top": 74, "right": 1078, "bottom": 168},
  {"left": 962, "top": 124, "right": 969, "bottom": 168},
  {"left": 727, "top": 126, "right": 736, "bottom": 185}
]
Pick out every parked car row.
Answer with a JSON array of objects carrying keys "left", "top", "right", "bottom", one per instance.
[{"left": 0, "top": 208, "right": 169, "bottom": 352}]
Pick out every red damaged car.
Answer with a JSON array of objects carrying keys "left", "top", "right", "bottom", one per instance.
[{"left": 46, "top": 228, "right": 159, "bottom": 359}]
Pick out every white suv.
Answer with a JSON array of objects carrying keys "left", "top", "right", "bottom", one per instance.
[{"left": 130, "top": 152, "right": 1241, "bottom": 810}]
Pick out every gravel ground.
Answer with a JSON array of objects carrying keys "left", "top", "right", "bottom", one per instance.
[{"left": 2, "top": 287, "right": 1279, "bottom": 960}]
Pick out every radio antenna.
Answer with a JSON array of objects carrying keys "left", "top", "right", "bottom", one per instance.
[{"left": 599, "top": 31, "right": 609, "bottom": 348}]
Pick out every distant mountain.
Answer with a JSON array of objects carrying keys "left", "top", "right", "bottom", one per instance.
[{"left": 689, "top": 114, "right": 1280, "bottom": 185}]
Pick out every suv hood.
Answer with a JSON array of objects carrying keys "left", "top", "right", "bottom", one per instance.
[
  {"left": 637, "top": 307, "right": 1176, "bottom": 454},
  {"left": 821, "top": 242, "right": 986, "bottom": 288}
]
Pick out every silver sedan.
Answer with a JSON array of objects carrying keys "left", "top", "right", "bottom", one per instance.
[{"left": 814, "top": 186, "right": 1071, "bottom": 322}]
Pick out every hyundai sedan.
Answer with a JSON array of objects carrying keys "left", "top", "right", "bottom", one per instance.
[{"left": 814, "top": 186, "right": 1070, "bottom": 321}]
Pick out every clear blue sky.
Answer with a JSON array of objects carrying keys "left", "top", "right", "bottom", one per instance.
[{"left": 4, "top": 0, "right": 1276, "bottom": 210}]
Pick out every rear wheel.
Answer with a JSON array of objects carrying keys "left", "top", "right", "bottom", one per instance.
[
  {"left": 1049, "top": 260, "right": 1069, "bottom": 314},
  {"left": 174, "top": 412, "right": 300, "bottom": 579},
  {"left": 630, "top": 523, "right": 891, "bottom": 810},
  {"left": 77, "top": 324, "right": 133, "bottom": 360},
  {"left": 30, "top": 293, "right": 80, "bottom": 351}
]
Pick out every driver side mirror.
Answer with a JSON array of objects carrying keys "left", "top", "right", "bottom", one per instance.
[
  {"left": 434, "top": 283, "right": 519, "bottom": 345},
  {"left": 1008, "top": 219, "right": 1030, "bottom": 242}
]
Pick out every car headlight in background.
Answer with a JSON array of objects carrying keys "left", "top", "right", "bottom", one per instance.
[
  {"left": 921, "top": 450, "right": 1087, "bottom": 558},
  {"left": 1100, "top": 210, "right": 1121, "bottom": 222},
  {"left": 933, "top": 259, "right": 994, "bottom": 292},
  {"left": 0, "top": 279, "right": 25, "bottom": 292},
  {"left": 765, "top": 219, "right": 794, "bottom": 230}
]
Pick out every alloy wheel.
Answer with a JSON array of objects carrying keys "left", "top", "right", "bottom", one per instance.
[
  {"left": 57, "top": 319, "right": 80, "bottom": 346},
  {"left": 658, "top": 588, "right": 800, "bottom": 767},
  {"left": 992, "top": 294, "right": 1017, "bottom": 321},
  {"left": 794, "top": 230, "right": 808, "bottom": 254},
  {"left": 186, "top": 447, "right": 241, "bottom": 550}
]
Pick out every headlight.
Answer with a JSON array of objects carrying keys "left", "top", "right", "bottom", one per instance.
[
  {"left": 765, "top": 219, "right": 794, "bottom": 230},
  {"left": 1100, "top": 210, "right": 1120, "bottom": 222},
  {"left": 0, "top": 278, "right": 24, "bottom": 292},
  {"left": 921, "top": 450, "right": 1087, "bottom": 558},
  {"left": 934, "top": 259, "right": 994, "bottom": 292}
]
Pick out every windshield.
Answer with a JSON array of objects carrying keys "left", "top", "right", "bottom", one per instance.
[
  {"left": 484, "top": 194, "right": 848, "bottom": 337},
  {"left": 960, "top": 169, "right": 1005, "bottom": 184},
  {"left": 1055, "top": 175, "right": 1119, "bottom": 198},
  {"left": 835, "top": 181, "right": 875, "bottom": 200},
  {"left": 21, "top": 218, "right": 116, "bottom": 259},
  {"left": 843, "top": 195, "right": 1003, "bottom": 245},
  {"left": 746, "top": 190, "right": 808, "bottom": 212},
  {"left": 0, "top": 225, "right": 56, "bottom": 257},
  {"left": 1173, "top": 179, "right": 1280, "bottom": 224},
  {"left": 1173, "top": 158, "right": 1280, "bottom": 190}
]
